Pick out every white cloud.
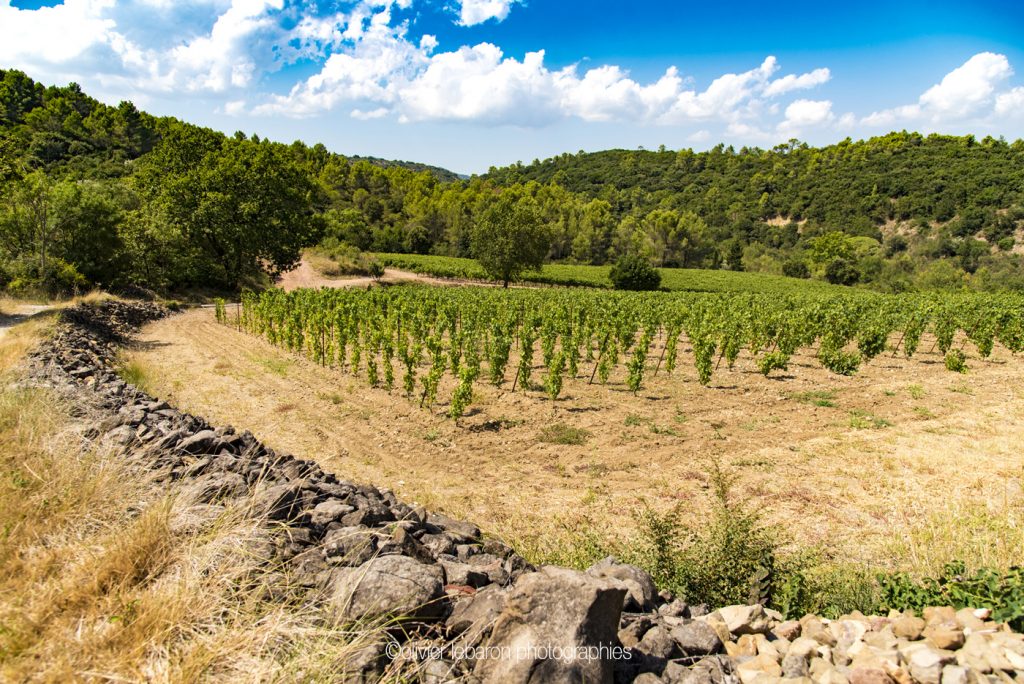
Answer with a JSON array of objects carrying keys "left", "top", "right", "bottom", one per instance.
[
  {"left": 0, "top": 0, "right": 117, "bottom": 65},
  {"left": 864, "top": 52, "right": 1017, "bottom": 127},
  {"left": 994, "top": 87, "right": 1024, "bottom": 118},
  {"left": 777, "top": 99, "right": 834, "bottom": 136},
  {"left": 454, "top": 0, "right": 518, "bottom": 26},
  {"left": 763, "top": 67, "right": 831, "bottom": 97}
]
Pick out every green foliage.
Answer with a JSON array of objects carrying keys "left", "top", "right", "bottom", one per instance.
[
  {"left": 538, "top": 423, "right": 590, "bottom": 445},
  {"left": 625, "top": 464, "right": 779, "bottom": 607},
  {"left": 945, "top": 349, "right": 968, "bottom": 373},
  {"left": 609, "top": 253, "right": 661, "bottom": 291},
  {"left": 782, "top": 258, "right": 810, "bottom": 279},
  {"left": 825, "top": 258, "right": 860, "bottom": 285},
  {"left": 878, "top": 562, "right": 1024, "bottom": 630},
  {"left": 757, "top": 351, "right": 790, "bottom": 377},
  {"left": 819, "top": 348, "right": 861, "bottom": 375},
  {"left": 470, "top": 193, "right": 551, "bottom": 287}
]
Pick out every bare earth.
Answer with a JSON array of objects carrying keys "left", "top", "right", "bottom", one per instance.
[
  {"left": 129, "top": 308, "right": 1024, "bottom": 571},
  {"left": 277, "top": 259, "right": 474, "bottom": 291}
]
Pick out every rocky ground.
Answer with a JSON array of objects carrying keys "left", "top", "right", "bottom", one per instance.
[{"left": 22, "top": 300, "right": 1024, "bottom": 683}]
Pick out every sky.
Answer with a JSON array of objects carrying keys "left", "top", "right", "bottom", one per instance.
[{"left": 2, "top": 0, "right": 1024, "bottom": 174}]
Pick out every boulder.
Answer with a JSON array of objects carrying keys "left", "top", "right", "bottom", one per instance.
[
  {"left": 586, "top": 556, "right": 659, "bottom": 612},
  {"left": 714, "top": 604, "right": 772, "bottom": 636},
  {"left": 329, "top": 555, "right": 445, "bottom": 622},
  {"left": 473, "top": 566, "right": 626, "bottom": 684},
  {"left": 670, "top": 620, "right": 724, "bottom": 656}
]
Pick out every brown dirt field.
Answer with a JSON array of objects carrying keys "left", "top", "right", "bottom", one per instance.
[
  {"left": 277, "top": 256, "right": 478, "bottom": 291},
  {"left": 128, "top": 308, "right": 1024, "bottom": 573}
]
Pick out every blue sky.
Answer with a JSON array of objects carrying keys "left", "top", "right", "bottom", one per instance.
[{"left": 2, "top": 0, "right": 1023, "bottom": 174}]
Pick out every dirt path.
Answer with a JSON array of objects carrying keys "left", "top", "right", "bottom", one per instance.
[
  {"left": 0, "top": 304, "right": 55, "bottom": 342},
  {"left": 128, "top": 308, "right": 1024, "bottom": 571},
  {"left": 276, "top": 258, "right": 473, "bottom": 292}
]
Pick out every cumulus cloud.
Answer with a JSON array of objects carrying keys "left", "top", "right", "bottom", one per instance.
[
  {"left": 864, "top": 52, "right": 1017, "bottom": 126},
  {"left": 0, "top": 0, "right": 118, "bottom": 66},
  {"left": 995, "top": 87, "right": 1024, "bottom": 118},
  {"left": 454, "top": 0, "right": 518, "bottom": 26},
  {"left": 763, "top": 67, "right": 831, "bottom": 97}
]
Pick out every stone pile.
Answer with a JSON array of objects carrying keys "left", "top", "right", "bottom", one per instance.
[{"left": 24, "top": 301, "right": 1024, "bottom": 684}]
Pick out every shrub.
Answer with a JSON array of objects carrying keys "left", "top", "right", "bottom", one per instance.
[
  {"left": 609, "top": 253, "right": 661, "bottom": 291},
  {"left": 997, "top": 236, "right": 1015, "bottom": 252},
  {"left": 757, "top": 351, "right": 790, "bottom": 377},
  {"left": 825, "top": 258, "right": 860, "bottom": 286},
  {"left": 819, "top": 348, "right": 861, "bottom": 375},
  {"left": 782, "top": 258, "right": 810, "bottom": 279},
  {"left": 945, "top": 349, "right": 968, "bottom": 373},
  {"left": 5, "top": 257, "right": 88, "bottom": 296},
  {"left": 624, "top": 463, "right": 780, "bottom": 607},
  {"left": 878, "top": 562, "right": 1024, "bottom": 630}
]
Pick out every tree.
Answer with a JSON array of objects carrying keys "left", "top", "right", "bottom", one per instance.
[
  {"left": 609, "top": 253, "right": 661, "bottom": 290},
  {"left": 470, "top": 193, "right": 550, "bottom": 287},
  {"left": 135, "top": 129, "right": 322, "bottom": 288},
  {"left": 825, "top": 258, "right": 860, "bottom": 285},
  {"left": 782, "top": 258, "right": 810, "bottom": 279},
  {"left": 725, "top": 240, "right": 744, "bottom": 271}
]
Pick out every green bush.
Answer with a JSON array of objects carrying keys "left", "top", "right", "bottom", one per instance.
[
  {"left": 819, "top": 348, "right": 861, "bottom": 375},
  {"left": 945, "top": 349, "right": 968, "bottom": 373},
  {"left": 757, "top": 351, "right": 790, "bottom": 377},
  {"left": 782, "top": 258, "right": 810, "bottom": 279},
  {"left": 609, "top": 253, "right": 661, "bottom": 291},
  {"left": 5, "top": 257, "right": 88, "bottom": 296},
  {"left": 878, "top": 562, "right": 1024, "bottom": 630},
  {"left": 624, "top": 464, "right": 779, "bottom": 607},
  {"left": 825, "top": 258, "right": 860, "bottom": 286}
]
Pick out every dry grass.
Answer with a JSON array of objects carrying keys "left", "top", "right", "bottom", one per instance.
[
  {"left": 127, "top": 308, "right": 1024, "bottom": 580},
  {"left": 0, "top": 316, "right": 394, "bottom": 682}
]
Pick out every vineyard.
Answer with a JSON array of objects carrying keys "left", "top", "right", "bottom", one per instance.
[
  {"left": 218, "top": 287, "right": 1024, "bottom": 419},
  {"left": 373, "top": 253, "right": 846, "bottom": 293}
]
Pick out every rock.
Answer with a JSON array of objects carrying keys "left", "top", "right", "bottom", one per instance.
[
  {"left": 182, "top": 471, "right": 248, "bottom": 504},
  {"left": 735, "top": 653, "right": 782, "bottom": 684},
  {"left": 940, "top": 665, "right": 968, "bottom": 684},
  {"left": 848, "top": 666, "right": 896, "bottom": 684},
  {"left": 954, "top": 608, "right": 986, "bottom": 633},
  {"left": 632, "top": 674, "right": 664, "bottom": 684},
  {"left": 618, "top": 616, "right": 654, "bottom": 649},
  {"left": 670, "top": 620, "right": 724, "bottom": 656},
  {"left": 329, "top": 555, "right": 445, "bottom": 622},
  {"left": 659, "top": 599, "right": 690, "bottom": 618},
  {"left": 322, "top": 526, "right": 379, "bottom": 566},
  {"left": 439, "top": 558, "right": 490, "bottom": 588},
  {"left": 715, "top": 604, "right": 772, "bottom": 636},
  {"left": 904, "top": 645, "right": 955, "bottom": 684},
  {"left": 774, "top": 620, "right": 802, "bottom": 641},
  {"left": 892, "top": 614, "right": 926, "bottom": 640},
  {"left": 309, "top": 498, "right": 355, "bottom": 526},
  {"left": 782, "top": 653, "right": 810, "bottom": 678},
  {"left": 427, "top": 512, "right": 480, "bottom": 542},
  {"left": 473, "top": 566, "right": 625, "bottom": 684},
  {"left": 586, "top": 556, "right": 659, "bottom": 612},
  {"left": 253, "top": 481, "right": 315, "bottom": 521},
  {"left": 637, "top": 624, "right": 679, "bottom": 660},
  {"left": 446, "top": 584, "right": 507, "bottom": 638},
  {"left": 419, "top": 532, "right": 456, "bottom": 557},
  {"left": 924, "top": 624, "right": 966, "bottom": 651},
  {"left": 178, "top": 429, "right": 220, "bottom": 454}
]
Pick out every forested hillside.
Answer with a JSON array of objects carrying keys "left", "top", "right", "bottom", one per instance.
[{"left": 3, "top": 69, "right": 1024, "bottom": 296}]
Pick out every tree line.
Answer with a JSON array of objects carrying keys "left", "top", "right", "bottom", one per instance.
[{"left": 3, "top": 68, "right": 1023, "bottom": 295}]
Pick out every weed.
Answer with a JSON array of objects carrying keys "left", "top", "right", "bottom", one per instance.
[
  {"left": 624, "top": 413, "right": 643, "bottom": 427},
  {"left": 849, "top": 409, "right": 892, "bottom": 429},
  {"left": 538, "top": 423, "right": 590, "bottom": 445},
  {"left": 908, "top": 384, "right": 925, "bottom": 400},
  {"left": 649, "top": 423, "right": 679, "bottom": 436},
  {"left": 787, "top": 390, "right": 837, "bottom": 408},
  {"left": 945, "top": 349, "right": 968, "bottom": 373}
]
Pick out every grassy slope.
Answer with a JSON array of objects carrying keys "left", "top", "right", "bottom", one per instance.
[
  {"left": 375, "top": 253, "right": 843, "bottom": 293},
  {"left": 0, "top": 309, "right": 381, "bottom": 682}
]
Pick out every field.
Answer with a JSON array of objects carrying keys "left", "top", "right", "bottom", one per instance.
[
  {"left": 128, "top": 287, "right": 1024, "bottom": 589},
  {"left": 374, "top": 252, "right": 845, "bottom": 293}
]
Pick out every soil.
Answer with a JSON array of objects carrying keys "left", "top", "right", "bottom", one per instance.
[{"left": 129, "top": 307, "right": 1024, "bottom": 569}]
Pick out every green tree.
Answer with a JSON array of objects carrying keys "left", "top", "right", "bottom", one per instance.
[
  {"left": 470, "top": 193, "right": 550, "bottom": 287},
  {"left": 609, "top": 252, "right": 661, "bottom": 290}
]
